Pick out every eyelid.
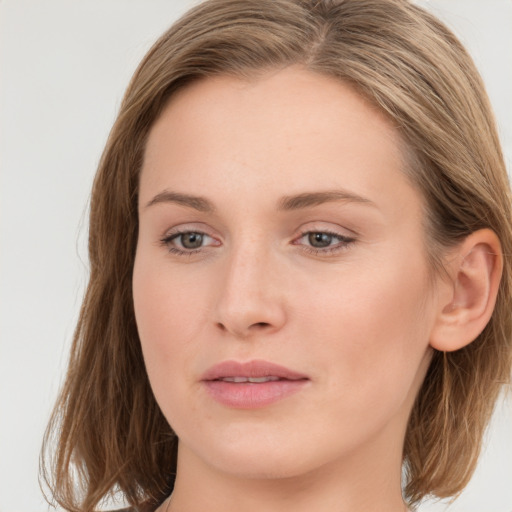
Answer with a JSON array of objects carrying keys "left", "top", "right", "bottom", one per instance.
[
  {"left": 169, "top": 230, "right": 215, "bottom": 246},
  {"left": 159, "top": 225, "right": 221, "bottom": 255},
  {"left": 161, "top": 221, "right": 220, "bottom": 241},
  {"left": 293, "top": 229, "right": 355, "bottom": 245},
  {"left": 292, "top": 225, "right": 357, "bottom": 256},
  {"left": 293, "top": 221, "right": 358, "bottom": 240}
]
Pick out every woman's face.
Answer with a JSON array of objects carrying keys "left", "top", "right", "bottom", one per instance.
[{"left": 133, "top": 66, "right": 440, "bottom": 481}]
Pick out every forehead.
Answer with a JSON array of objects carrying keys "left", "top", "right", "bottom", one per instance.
[
  {"left": 147, "top": 67, "right": 402, "bottom": 158},
  {"left": 140, "top": 66, "right": 420, "bottom": 219}
]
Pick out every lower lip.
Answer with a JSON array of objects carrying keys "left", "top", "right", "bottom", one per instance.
[{"left": 203, "top": 379, "right": 308, "bottom": 409}]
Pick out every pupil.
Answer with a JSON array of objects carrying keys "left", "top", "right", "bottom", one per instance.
[
  {"left": 308, "top": 232, "right": 332, "bottom": 248},
  {"left": 182, "top": 233, "right": 203, "bottom": 249}
]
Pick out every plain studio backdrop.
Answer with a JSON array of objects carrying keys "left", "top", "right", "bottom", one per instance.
[{"left": 0, "top": 1, "right": 511, "bottom": 511}]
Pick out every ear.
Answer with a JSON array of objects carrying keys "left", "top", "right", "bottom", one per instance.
[{"left": 430, "top": 229, "right": 503, "bottom": 352}]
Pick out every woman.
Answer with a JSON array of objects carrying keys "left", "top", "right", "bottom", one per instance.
[{"left": 41, "top": 1, "right": 512, "bottom": 511}]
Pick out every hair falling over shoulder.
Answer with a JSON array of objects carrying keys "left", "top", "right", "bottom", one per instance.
[{"left": 41, "top": 1, "right": 512, "bottom": 511}]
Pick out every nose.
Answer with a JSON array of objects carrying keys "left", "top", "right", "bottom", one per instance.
[{"left": 214, "top": 241, "right": 287, "bottom": 339}]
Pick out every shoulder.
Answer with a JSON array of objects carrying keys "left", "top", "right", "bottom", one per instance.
[
  {"left": 108, "top": 509, "right": 140, "bottom": 512},
  {"left": 107, "top": 506, "right": 156, "bottom": 512},
  {"left": 104, "top": 498, "right": 164, "bottom": 512}
]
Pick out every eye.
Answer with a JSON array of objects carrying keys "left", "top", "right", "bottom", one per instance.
[
  {"left": 294, "top": 230, "right": 355, "bottom": 255},
  {"left": 307, "top": 232, "right": 337, "bottom": 248},
  {"left": 160, "top": 230, "right": 219, "bottom": 255},
  {"left": 175, "top": 232, "right": 205, "bottom": 249}
]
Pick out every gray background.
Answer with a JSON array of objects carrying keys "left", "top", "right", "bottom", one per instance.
[{"left": 1, "top": 1, "right": 511, "bottom": 511}]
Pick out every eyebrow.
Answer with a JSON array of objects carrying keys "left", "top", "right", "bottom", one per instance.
[
  {"left": 277, "top": 190, "right": 376, "bottom": 210},
  {"left": 145, "top": 189, "right": 376, "bottom": 212},
  {"left": 145, "top": 191, "right": 215, "bottom": 212}
]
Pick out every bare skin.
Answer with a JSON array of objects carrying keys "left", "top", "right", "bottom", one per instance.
[{"left": 133, "top": 66, "right": 501, "bottom": 512}]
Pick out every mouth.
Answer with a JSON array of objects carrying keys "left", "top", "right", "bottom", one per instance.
[
  {"left": 201, "top": 360, "right": 309, "bottom": 409},
  {"left": 216, "top": 376, "right": 281, "bottom": 383},
  {"left": 201, "top": 359, "right": 308, "bottom": 381}
]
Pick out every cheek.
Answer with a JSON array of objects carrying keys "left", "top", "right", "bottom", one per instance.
[
  {"left": 132, "top": 251, "right": 207, "bottom": 395},
  {"left": 295, "top": 251, "right": 433, "bottom": 413}
]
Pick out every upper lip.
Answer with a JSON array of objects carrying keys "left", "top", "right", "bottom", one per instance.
[{"left": 201, "top": 360, "right": 309, "bottom": 381}]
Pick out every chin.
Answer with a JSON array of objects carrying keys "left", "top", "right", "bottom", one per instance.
[
  {"left": 177, "top": 422, "right": 347, "bottom": 482},
  {"left": 206, "top": 448, "right": 319, "bottom": 481}
]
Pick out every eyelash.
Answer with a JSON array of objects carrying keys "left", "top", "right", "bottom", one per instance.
[
  {"left": 159, "top": 229, "right": 214, "bottom": 257},
  {"left": 159, "top": 229, "right": 355, "bottom": 257},
  {"left": 294, "top": 230, "right": 355, "bottom": 255}
]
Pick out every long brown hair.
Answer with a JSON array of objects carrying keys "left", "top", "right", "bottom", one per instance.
[{"left": 41, "top": 1, "right": 512, "bottom": 510}]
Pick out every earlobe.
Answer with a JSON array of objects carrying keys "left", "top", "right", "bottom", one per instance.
[{"left": 430, "top": 229, "right": 503, "bottom": 352}]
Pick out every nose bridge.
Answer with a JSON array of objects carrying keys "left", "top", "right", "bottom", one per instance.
[{"left": 214, "top": 233, "right": 286, "bottom": 337}]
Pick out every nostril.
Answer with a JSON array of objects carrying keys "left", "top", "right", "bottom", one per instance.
[
  {"left": 252, "top": 322, "right": 270, "bottom": 329},
  {"left": 215, "top": 321, "right": 271, "bottom": 337},
  {"left": 215, "top": 320, "right": 275, "bottom": 339}
]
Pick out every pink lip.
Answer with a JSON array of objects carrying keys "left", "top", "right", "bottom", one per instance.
[{"left": 201, "top": 360, "right": 309, "bottom": 409}]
